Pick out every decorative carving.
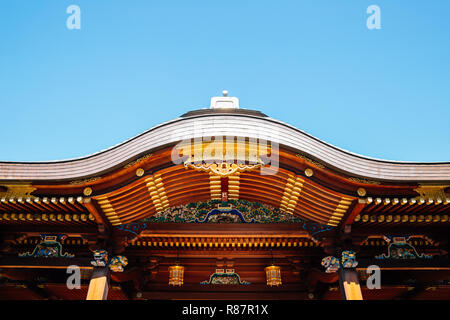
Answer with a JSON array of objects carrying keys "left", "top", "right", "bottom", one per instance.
[
  {"left": 147, "top": 200, "right": 305, "bottom": 224},
  {"left": 185, "top": 162, "right": 262, "bottom": 177},
  {"left": 69, "top": 177, "right": 101, "bottom": 185},
  {"left": 321, "top": 250, "right": 358, "bottom": 273},
  {"left": 414, "top": 185, "right": 449, "bottom": 201},
  {"left": 348, "top": 177, "right": 381, "bottom": 185},
  {"left": 375, "top": 236, "right": 433, "bottom": 260},
  {"left": 295, "top": 154, "right": 325, "bottom": 169},
  {"left": 19, "top": 234, "right": 74, "bottom": 258},
  {"left": 91, "top": 250, "right": 108, "bottom": 267},
  {"left": 201, "top": 269, "right": 250, "bottom": 285},
  {"left": 341, "top": 251, "right": 358, "bottom": 268},
  {"left": 109, "top": 256, "right": 128, "bottom": 272},
  {"left": 0, "top": 184, "right": 37, "bottom": 198},
  {"left": 90, "top": 250, "right": 128, "bottom": 272},
  {"left": 116, "top": 200, "right": 334, "bottom": 236},
  {"left": 124, "top": 154, "right": 153, "bottom": 169},
  {"left": 321, "top": 256, "right": 340, "bottom": 273},
  {"left": 116, "top": 221, "right": 148, "bottom": 237}
]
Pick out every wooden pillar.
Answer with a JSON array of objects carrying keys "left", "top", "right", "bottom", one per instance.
[
  {"left": 86, "top": 267, "right": 110, "bottom": 300},
  {"left": 339, "top": 268, "right": 363, "bottom": 300}
]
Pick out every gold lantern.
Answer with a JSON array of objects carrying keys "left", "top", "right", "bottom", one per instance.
[
  {"left": 168, "top": 249, "right": 184, "bottom": 286},
  {"left": 265, "top": 249, "right": 282, "bottom": 286},
  {"left": 265, "top": 265, "right": 282, "bottom": 286},
  {"left": 168, "top": 264, "right": 184, "bottom": 286}
]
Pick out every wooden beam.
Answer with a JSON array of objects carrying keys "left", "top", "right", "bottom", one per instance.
[
  {"left": 0, "top": 257, "right": 92, "bottom": 269},
  {"left": 24, "top": 281, "right": 59, "bottom": 300},
  {"left": 86, "top": 267, "right": 109, "bottom": 300},
  {"left": 342, "top": 199, "right": 366, "bottom": 226},
  {"left": 392, "top": 283, "right": 425, "bottom": 300},
  {"left": 82, "top": 197, "right": 111, "bottom": 233},
  {"left": 338, "top": 268, "right": 363, "bottom": 300},
  {"left": 356, "top": 258, "right": 450, "bottom": 270}
]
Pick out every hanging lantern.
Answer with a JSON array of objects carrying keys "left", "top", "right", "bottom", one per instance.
[
  {"left": 168, "top": 264, "right": 184, "bottom": 286},
  {"left": 168, "top": 249, "right": 184, "bottom": 286},
  {"left": 265, "top": 249, "right": 282, "bottom": 286},
  {"left": 265, "top": 265, "right": 282, "bottom": 286}
]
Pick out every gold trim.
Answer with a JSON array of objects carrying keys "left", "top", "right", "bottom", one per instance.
[
  {"left": 327, "top": 197, "right": 353, "bottom": 226},
  {"left": 280, "top": 175, "right": 304, "bottom": 214},
  {"left": 348, "top": 177, "right": 381, "bottom": 185},
  {"left": 186, "top": 162, "right": 261, "bottom": 177},
  {"left": 295, "top": 154, "right": 325, "bottom": 169},
  {"left": 209, "top": 175, "right": 221, "bottom": 200},
  {"left": 0, "top": 184, "right": 37, "bottom": 199},
  {"left": 414, "top": 185, "right": 450, "bottom": 202},
  {"left": 228, "top": 175, "right": 240, "bottom": 200},
  {"left": 356, "top": 214, "right": 449, "bottom": 224},
  {"left": 124, "top": 154, "right": 153, "bottom": 168},
  {"left": 96, "top": 196, "right": 122, "bottom": 226},
  {"left": 70, "top": 177, "right": 101, "bottom": 185},
  {"left": 145, "top": 174, "right": 170, "bottom": 212}
]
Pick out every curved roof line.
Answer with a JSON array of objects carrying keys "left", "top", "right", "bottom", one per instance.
[{"left": 0, "top": 110, "right": 449, "bottom": 182}]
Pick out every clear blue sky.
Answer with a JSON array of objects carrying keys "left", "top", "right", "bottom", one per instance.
[{"left": 1, "top": 1, "right": 449, "bottom": 162}]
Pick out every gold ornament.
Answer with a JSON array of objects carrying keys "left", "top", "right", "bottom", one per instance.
[
  {"left": 136, "top": 168, "right": 145, "bottom": 177},
  {"left": 83, "top": 187, "right": 92, "bottom": 196},
  {"left": 305, "top": 168, "right": 313, "bottom": 177}
]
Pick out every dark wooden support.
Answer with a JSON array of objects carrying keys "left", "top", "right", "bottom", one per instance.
[
  {"left": 342, "top": 199, "right": 366, "bottom": 227},
  {"left": 111, "top": 235, "right": 128, "bottom": 255},
  {"left": 24, "top": 281, "right": 59, "bottom": 300},
  {"left": 82, "top": 198, "right": 111, "bottom": 235},
  {"left": 393, "top": 283, "right": 425, "bottom": 300},
  {"left": 306, "top": 268, "right": 339, "bottom": 294},
  {"left": 338, "top": 268, "right": 363, "bottom": 300},
  {"left": 110, "top": 267, "right": 144, "bottom": 292},
  {"left": 117, "top": 281, "right": 136, "bottom": 300}
]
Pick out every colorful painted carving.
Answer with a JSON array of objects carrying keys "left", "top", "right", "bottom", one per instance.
[
  {"left": 321, "top": 256, "right": 340, "bottom": 273},
  {"left": 91, "top": 250, "right": 109, "bottom": 267},
  {"left": 201, "top": 269, "right": 250, "bottom": 285},
  {"left": 375, "top": 236, "right": 432, "bottom": 260},
  {"left": 109, "top": 255, "right": 128, "bottom": 272},
  {"left": 19, "top": 234, "right": 74, "bottom": 258},
  {"left": 116, "top": 200, "right": 334, "bottom": 236},
  {"left": 90, "top": 250, "right": 128, "bottom": 272},
  {"left": 116, "top": 221, "right": 148, "bottom": 236},
  {"left": 146, "top": 200, "right": 304, "bottom": 224},
  {"left": 341, "top": 250, "right": 358, "bottom": 268},
  {"left": 321, "top": 250, "right": 358, "bottom": 273}
]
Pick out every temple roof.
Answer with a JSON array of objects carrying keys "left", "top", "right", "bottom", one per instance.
[
  {"left": 0, "top": 93, "right": 449, "bottom": 182},
  {"left": 0, "top": 93, "right": 448, "bottom": 230}
]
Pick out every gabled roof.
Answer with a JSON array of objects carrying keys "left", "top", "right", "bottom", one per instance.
[{"left": 0, "top": 109, "right": 449, "bottom": 182}]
